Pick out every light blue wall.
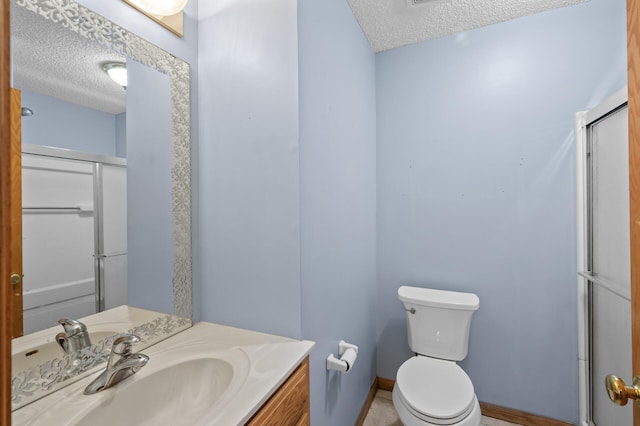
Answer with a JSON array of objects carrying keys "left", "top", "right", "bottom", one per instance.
[
  {"left": 56, "top": 1, "right": 628, "bottom": 423},
  {"left": 76, "top": 0, "right": 201, "bottom": 322},
  {"left": 198, "top": 2, "right": 378, "bottom": 423},
  {"left": 375, "top": 0, "right": 627, "bottom": 423},
  {"left": 21, "top": 90, "right": 118, "bottom": 156},
  {"left": 197, "top": 0, "right": 302, "bottom": 338},
  {"left": 298, "top": 0, "right": 377, "bottom": 425},
  {"left": 127, "top": 60, "right": 174, "bottom": 314},
  {"left": 115, "top": 113, "right": 126, "bottom": 158}
]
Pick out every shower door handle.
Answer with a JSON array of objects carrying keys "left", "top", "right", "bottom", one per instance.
[{"left": 605, "top": 375, "right": 640, "bottom": 406}]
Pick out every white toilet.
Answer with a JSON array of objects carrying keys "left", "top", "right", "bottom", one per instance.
[{"left": 392, "top": 285, "right": 481, "bottom": 426}]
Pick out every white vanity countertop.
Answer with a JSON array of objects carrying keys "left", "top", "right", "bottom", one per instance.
[{"left": 12, "top": 321, "right": 315, "bottom": 425}]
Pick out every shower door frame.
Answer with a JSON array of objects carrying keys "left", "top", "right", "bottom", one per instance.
[
  {"left": 0, "top": 0, "right": 11, "bottom": 422},
  {"left": 628, "top": 4, "right": 640, "bottom": 425},
  {"left": 576, "top": 87, "right": 630, "bottom": 426}
]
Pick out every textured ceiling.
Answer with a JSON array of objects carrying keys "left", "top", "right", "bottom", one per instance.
[
  {"left": 11, "top": 3, "right": 126, "bottom": 114},
  {"left": 11, "top": 0, "right": 589, "bottom": 112},
  {"left": 347, "top": 0, "right": 589, "bottom": 52}
]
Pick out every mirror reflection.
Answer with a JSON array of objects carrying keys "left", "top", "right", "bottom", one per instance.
[
  {"left": 13, "top": 2, "right": 129, "bottom": 334},
  {"left": 10, "top": 0, "right": 192, "bottom": 410}
]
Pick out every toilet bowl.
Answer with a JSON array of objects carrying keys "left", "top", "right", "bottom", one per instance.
[
  {"left": 393, "top": 286, "right": 480, "bottom": 426},
  {"left": 392, "top": 357, "right": 481, "bottom": 426}
]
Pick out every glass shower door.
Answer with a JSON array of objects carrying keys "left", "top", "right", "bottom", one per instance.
[{"left": 586, "top": 104, "right": 631, "bottom": 425}]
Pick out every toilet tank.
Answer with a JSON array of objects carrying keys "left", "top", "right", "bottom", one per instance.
[{"left": 398, "top": 286, "right": 479, "bottom": 361}]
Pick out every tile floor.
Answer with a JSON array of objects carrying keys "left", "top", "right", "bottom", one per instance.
[{"left": 362, "top": 390, "right": 522, "bottom": 426}]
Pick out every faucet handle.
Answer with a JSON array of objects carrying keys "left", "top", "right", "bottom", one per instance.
[
  {"left": 112, "top": 334, "right": 141, "bottom": 357},
  {"left": 58, "top": 318, "right": 88, "bottom": 336}
]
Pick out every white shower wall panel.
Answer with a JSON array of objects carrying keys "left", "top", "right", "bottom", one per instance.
[
  {"left": 103, "top": 255, "right": 127, "bottom": 310},
  {"left": 101, "top": 164, "right": 127, "bottom": 309},
  {"left": 102, "top": 165, "right": 127, "bottom": 254},
  {"left": 22, "top": 155, "right": 94, "bottom": 211},
  {"left": 23, "top": 295, "right": 96, "bottom": 335},
  {"left": 22, "top": 154, "right": 96, "bottom": 331},
  {"left": 21, "top": 149, "right": 128, "bottom": 332}
]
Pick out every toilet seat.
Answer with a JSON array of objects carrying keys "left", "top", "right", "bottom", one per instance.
[{"left": 395, "top": 357, "right": 476, "bottom": 425}]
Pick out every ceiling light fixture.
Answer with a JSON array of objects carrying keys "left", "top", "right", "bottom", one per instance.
[
  {"left": 136, "top": 0, "right": 188, "bottom": 16},
  {"left": 122, "top": 0, "right": 187, "bottom": 37},
  {"left": 102, "top": 62, "right": 127, "bottom": 88}
]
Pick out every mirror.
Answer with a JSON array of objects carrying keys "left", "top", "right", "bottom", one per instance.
[
  {"left": 10, "top": 0, "right": 192, "bottom": 409},
  {"left": 13, "top": 0, "right": 129, "bottom": 335}
]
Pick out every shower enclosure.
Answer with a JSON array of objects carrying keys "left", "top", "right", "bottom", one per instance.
[
  {"left": 21, "top": 144, "right": 127, "bottom": 334},
  {"left": 576, "top": 87, "right": 630, "bottom": 426}
]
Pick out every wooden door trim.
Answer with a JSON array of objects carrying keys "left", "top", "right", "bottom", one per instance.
[
  {"left": 10, "top": 88, "right": 22, "bottom": 339},
  {"left": 1, "top": 0, "right": 12, "bottom": 422},
  {"left": 628, "top": 0, "right": 640, "bottom": 425}
]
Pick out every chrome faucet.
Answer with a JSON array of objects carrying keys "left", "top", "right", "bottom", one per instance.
[
  {"left": 56, "top": 318, "right": 91, "bottom": 356},
  {"left": 84, "top": 334, "right": 149, "bottom": 395}
]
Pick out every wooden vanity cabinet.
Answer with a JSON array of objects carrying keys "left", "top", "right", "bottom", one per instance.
[{"left": 247, "top": 357, "right": 310, "bottom": 426}]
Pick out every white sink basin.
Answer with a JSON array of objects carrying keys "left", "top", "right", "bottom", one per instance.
[{"left": 75, "top": 358, "right": 236, "bottom": 426}]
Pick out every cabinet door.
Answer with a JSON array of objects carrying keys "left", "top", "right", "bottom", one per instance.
[{"left": 247, "top": 357, "right": 310, "bottom": 426}]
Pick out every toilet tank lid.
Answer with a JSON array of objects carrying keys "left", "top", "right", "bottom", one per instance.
[{"left": 398, "top": 286, "right": 479, "bottom": 310}]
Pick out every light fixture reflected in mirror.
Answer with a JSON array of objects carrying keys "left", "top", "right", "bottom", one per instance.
[
  {"left": 102, "top": 62, "right": 127, "bottom": 88},
  {"left": 123, "top": 0, "right": 187, "bottom": 37},
  {"left": 137, "top": 0, "right": 188, "bottom": 16}
]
